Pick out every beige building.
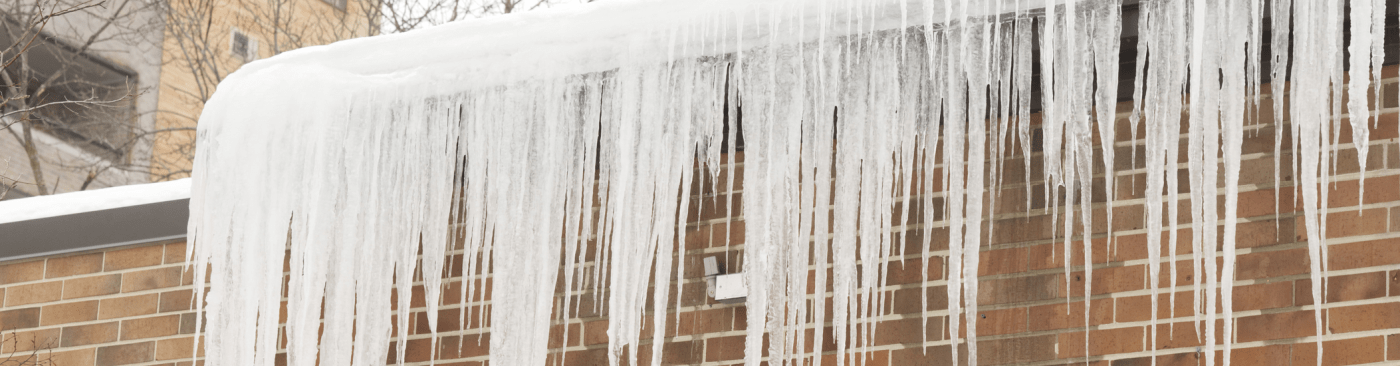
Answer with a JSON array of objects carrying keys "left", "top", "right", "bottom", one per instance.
[
  {"left": 149, "top": 0, "right": 377, "bottom": 181},
  {"left": 1, "top": 0, "right": 374, "bottom": 198}
]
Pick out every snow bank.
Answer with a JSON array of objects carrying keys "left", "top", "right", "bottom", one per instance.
[{"left": 0, "top": 179, "right": 190, "bottom": 224}]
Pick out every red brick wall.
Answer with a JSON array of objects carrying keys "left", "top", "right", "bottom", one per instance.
[
  {"left": 374, "top": 69, "right": 1400, "bottom": 366},
  {"left": 14, "top": 71, "right": 1400, "bottom": 366}
]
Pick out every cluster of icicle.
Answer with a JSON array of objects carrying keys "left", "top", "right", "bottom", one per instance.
[{"left": 186, "top": 0, "right": 1388, "bottom": 365}]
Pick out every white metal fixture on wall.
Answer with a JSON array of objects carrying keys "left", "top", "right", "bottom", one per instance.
[{"left": 703, "top": 256, "right": 745, "bottom": 303}]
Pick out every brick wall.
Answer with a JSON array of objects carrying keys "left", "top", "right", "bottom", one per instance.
[
  {"left": 15, "top": 70, "right": 1400, "bottom": 365},
  {"left": 374, "top": 68, "right": 1400, "bottom": 366},
  {"left": 0, "top": 240, "right": 198, "bottom": 366}
]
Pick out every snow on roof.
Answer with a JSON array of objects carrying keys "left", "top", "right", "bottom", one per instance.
[
  {"left": 0, "top": 178, "right": 190, "bottom": 224},
  {"left": 215, "top": 0, "right": 1040, "bottom": 100}
]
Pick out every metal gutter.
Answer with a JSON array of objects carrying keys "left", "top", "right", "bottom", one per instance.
[{"left": 0, "top": 198, "right": 188, "bottom": 263}]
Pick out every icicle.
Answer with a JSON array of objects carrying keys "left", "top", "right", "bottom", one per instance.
[
  {"left": 956, "top": 2, "right": 991, "bottom": 362},
  {"left": 1371, "top": 0, "right": 1387, "bottom": 132},
  {"left": 1288, "top": 1, "right": 1338, "bottom": 364},
  {"left": 919, "top": 20, "right": 946, "bottom": 358},
  {"left": 1091, "top": 0, "right": 1121, "bottom": 273},
  {"left": 1218, "top": 0, "right": 1253, "bottom": 363},
  {"left": 1272, "top": 0, "right": 1291, "bottom": 237},
  {"left": 1015, "top": 10, "right": 1032, "bottom": 215},
  {"left": 189, "top": 2, "right": 1368, "bottom": 366},
  {"left": 1128, "top": 2, "right": 1156, "bottom": 365}
]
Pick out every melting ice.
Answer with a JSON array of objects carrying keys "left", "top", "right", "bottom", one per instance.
[{"left": 187, "top": 0, "right": 1386, "bottom": 365}]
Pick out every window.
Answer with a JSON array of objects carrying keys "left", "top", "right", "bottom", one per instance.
[
  {"left": 229, "top": 28, "right": 259, "bottom": 62},
  {"left": 321, "top": 0, "right": 346, "bottom": 10}
]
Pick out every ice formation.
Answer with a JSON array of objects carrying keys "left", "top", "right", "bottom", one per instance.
[{"left": 185, "top": 0, "right": 1388, "bottom": 365}]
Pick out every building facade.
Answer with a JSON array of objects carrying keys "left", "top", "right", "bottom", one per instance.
[
  {"left": 5, "top": 68, "right": 1400, "bottom": 365},
  {"left": 1, "top": 0, "right": 372, "bottom": 198}
]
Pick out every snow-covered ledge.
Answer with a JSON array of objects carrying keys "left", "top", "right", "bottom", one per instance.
[{"left": 0, "top": 179, "right": 190, "bottom": 262}]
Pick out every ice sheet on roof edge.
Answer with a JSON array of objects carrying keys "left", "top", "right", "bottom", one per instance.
[{"left": 187, "top": 0, "right": 1378, "bottom": 366}]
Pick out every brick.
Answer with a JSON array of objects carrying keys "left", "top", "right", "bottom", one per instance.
[
  {"left": 386, "top": 337, "right": 438, "bottom": 363},
  {"left": 1330, "top": 176, "right": 1400, "bottom": 207},
  {"left": 1030, "top": 298, "right": 1113, "bottom": 331},
  {"left": 978, "top": 274, "right": 1061, "bottom": 305},
  {"left": 1134, "top": 354, "right": 1197, "bottom": 366},
  {"left": 968, "top": 307, "right": 1027, "bottom": 337},
  {"left": 121, "top": 314, "right": 181, "bottom": 340},
  {"left": 704, "top": 335, "right": 744, "bottom": 362},
  {"left": 545, "top": 323, "right": 579, "bottom": 348},
  {"left": 179, "top": 313, "right": 198, "bottom": 334},
  {"left": 1296, "top": 279, "right": 1318, "bottom": 306},
  {"left": 1290, "top": 336, "right": 1385, "bottom": 365},
  {"left": 158, "top": 289, "right": 192, "bottom": 313},
  {"left": 976, "top": 335, "right": 1056, "bottom": 365},
  {"left": 64, "top": 273, "right": 122, "bottom": 299},
  {"left": 164, "top": 242, "right": 187, "bottom": 265},
  {"left": 873, "top": 317, "right": 938, "bottom": 345},
  {"left": 5, "top": 280, "right": 61, "bottom": 306},
  {"left": 1236, "top": 218, "right": 1293, "bottom": 249},
  {"left": 1329, "top": 302, "right": 1400, "bottom": 333},
  {"left": 821, "top": 350, "right": 888, "bottom": 366},
  {"left": 1026, "top": 243, "right": 1061, "bottom": 271},
  {"left": 1393, "top": 207, "right": 1400, "bottom": 232},
  {"left": 676, "top": 308, "right": 733, "bottom": 336},
  {"left": 1235, "top": 248, "right": 1309, "bottom": 281},
  {"left": 1391, "top": 142, "right": 1400, "bottom": 170},
  {"left": 979, "top": 246, "right": 1028, "bottom": 276},
  {"left": 992, "top": 214, "right": 1059, "bottom": 245},
  {"left": 1115, "top": 295, "right": 1155, "bottom": 323},
  {"left": 97, "top": 341, "right": 155, "bottom": 366},
  {"left": 1058, "top": 327, "right": 1143, "bottom": 358},
  {"left": 99, "top": 293, "right": 159, "bottom": 320},
  {"left": 40, "top": 300, "right": 98, "bottom": 326},
  {"left": 660, "top": 341, "right": 702, "bottom": 365},
  {"left": 582, "top": 320, "right": 607, "bottom": 346},
  {"left": 410, "top": 307, "right": 464, "bottom": 335},
  {"left": 155, "top": 337, "right": 201, "bottom": 361},
  {"left": 891, "top": 346, "right": 952, "bottom": 366},
  {"left": 1154, "top": 320, "right": 1225, "bottom": 349},
  {"left": 1392, "top": 270, "right": 1400, "bottom": 299},
  {"left": 1115, "top": 293, "right": 1197, "bottom": 323},
  {"left": 885, "top": 257, "right": 936, "bottom": 285},
  {"left": 0, "top": 327, "right": 59, "bottom": 353},
  {"left": 0, "top": 260, "right": 44, "bottom": 285},
  {"left": 0, "top": 307, "right": 39, "bottom": 330},
  {"left": 1390, "top": 334, "right": 1400, "bottom": 361},
  {"left": 1237, "top": 310, "right": 1322, "bottom": 342},
  {"left": 1324, "top": 271, "right": 1388, "bottom": 302},
  {"left": 48, "top": 348, "right": 96, "bottom": 366},
  {"left": 121, "top": 267, "right": 184, "bottom": 293},
  {"left": 558, "top": 348, "right": 606, "bottom": 366},
  {"left": 1324, "top": 208, "right": 1387, "bottom": 238},
  {"left": 105, "top": 245, "right": 165, "bottom": 271},
  {"left": 45, "top": 253, "right": 104, "bottom": 278},
  {"left": 1328, "top": 238, "right": 1400, "bottom": 271},
  {"left": 1229, "top": 281, "right": 1293, "bottom": 312},
  {"left": 1223, "top": 344, "right": 1290, "bottom": 366},
  {"left": 60, "top": 321, "right": 119, "bottom": 347},
  {"left": 1069, "top": 265, "right": 1144, "bottom": 297}
]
